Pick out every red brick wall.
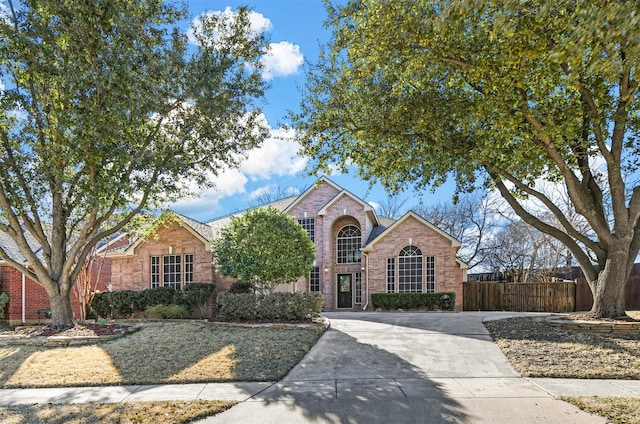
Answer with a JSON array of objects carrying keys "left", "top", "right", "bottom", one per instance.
[
  {"left": 1, "top": 266, "right": 92, "bottom": 324},
  {"left": 109, "top": 222, "right": 215, "bottom": 291}
]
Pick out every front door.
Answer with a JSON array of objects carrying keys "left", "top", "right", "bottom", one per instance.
[{"left": 337, "top": 274, "right": 353, "bottom": 308}]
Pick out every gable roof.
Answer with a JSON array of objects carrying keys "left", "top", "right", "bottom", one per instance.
[
  {"left": 283, "top": 176, "right": 343, "bottom": 214},
  {"left": 285, "top": 176, "right": 380, "bottom": 226},
  {"left": 362, "top": 210, "right": 461, "bottom": 252}
]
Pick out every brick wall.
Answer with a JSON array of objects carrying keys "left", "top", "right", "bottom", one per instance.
[
  {"left": 1, "top": 265, "right": 94, "bottom": 324},
  {"left": 110, "top": 222, "right": 215, "bottom": 291},
  {"left": 364, "top": 215, "right": 464, "bottom": 311}
]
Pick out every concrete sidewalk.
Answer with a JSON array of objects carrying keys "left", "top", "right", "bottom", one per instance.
[{"left": 0, "top": 311, "right": 638, "bottom": 423}]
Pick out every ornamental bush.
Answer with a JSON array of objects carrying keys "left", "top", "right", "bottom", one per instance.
[
  {"left": 183, "top": 283, "right": 216, "bottom": 318},
  {"left": 0, "top": 292, "right": 9, "bottom": 319},
  {"left": 145, "top": 304, "right": 191, "bottom": 319},
  {"left": 371, "top": 292, "right": 456, "bottom": 311},
  {"left": 217, "top": 292, "right": 324, "bottom": 321}
]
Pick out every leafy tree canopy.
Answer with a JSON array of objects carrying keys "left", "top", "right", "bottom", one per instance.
[
  {"left": 212, "top": 207, "right": 315, "bottom": 294},
  {"left": 293, "top": 0, "right": 640, "bottom": 318},
  {"left": 0, "top": 0, "right": 269, "bottom": 327}
]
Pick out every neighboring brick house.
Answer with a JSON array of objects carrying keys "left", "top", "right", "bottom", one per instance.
[
  {"left": 0, "top": 231, "right": 122, "bottom": 324},
  {"left": 105, "top": 177, "right": 467, "bottom": 311}
]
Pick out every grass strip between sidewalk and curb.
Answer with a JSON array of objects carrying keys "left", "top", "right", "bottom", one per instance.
[
  {"left": 563, "top": 396, "right": 640, "bottom": 424},
  {"left": 0, "top": 400, "right": 235, "bottom": 424}
]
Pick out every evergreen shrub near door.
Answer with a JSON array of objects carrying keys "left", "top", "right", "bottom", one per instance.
[
  {"left": 371, "top": 292, "right": 456, "bottom": 311},
  {"left": 217, "top": 292, "right": 324, "bottom": 321}
]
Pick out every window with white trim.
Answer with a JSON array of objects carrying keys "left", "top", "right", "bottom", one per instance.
[
  {"left": 386, "top": 258, "right": 395, "bottom": 293},
  {"left": 163, "top": 255, "right": 181, "bottom": 290},
  {"left": 310, "top": 267, "right": 320, "bottom": 292},
  {"left": 355, "top": 272, "right": 362, "bottom": 304},
  {"left": 398, "top": 246, "right": 423, "bottom": 293},
  {"left": 425, "top": 256, "right": 436, "bottom": 292},
  {"left": 184, "top": 254, "right": 194, "bottom": 284},
  {"left": 336, "top": 225, "right": 361, "bottom": 263},
  {"left": 298, "top": 218, "right": 315, "bottom": 243},
  {"left": 151, "top": 256, "right": 160, "bottom": 288}
]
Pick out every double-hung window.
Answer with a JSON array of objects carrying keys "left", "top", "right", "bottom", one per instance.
[{"left": 150, "top": 253, "right": 194, "bottom": 290}]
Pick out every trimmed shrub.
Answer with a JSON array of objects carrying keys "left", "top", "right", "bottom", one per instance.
[
  {"left": 0, "top": 292, "right": 9, "bottom": 319},
  {"left": 183, "top": 283, "right": 216, "bottom": 318},
  {"left": 140, "top": 286, "right": 182, "bottom": 307},
  {"left": 228, "top": 280, "right": 254, "bottom": 294},
  {"left": 371, "top": 292, "right": 456, "bottom": 311},
  {"left": 217, "top": 292, "right": 323, "bottom": 322},
  {"left": 91, "top": 291, "right": 113, "bottom": 318},
  {"left": 145, "top": 304, "right": 191, "bottom": 319},
  {"left": 109, "top": 290, "right": 142, "bottom": 318}
]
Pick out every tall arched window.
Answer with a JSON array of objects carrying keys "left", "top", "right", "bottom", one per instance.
[
  {"left": 398, "top": 246, "right": 422, "bottom": 293},
  {"left": 336, "top": 225, "right": 361, "bottom": 263}
]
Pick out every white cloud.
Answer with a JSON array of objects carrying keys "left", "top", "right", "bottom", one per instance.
[
  {"left": 169, "top": 126, "right": 308, "bottom": 217},
  {"left": 241, "top": 127, "right": 308, "bottom": 179},
  {"left": 260, "top": 41, "right": 304, "bottom": 80},
  {"left": 188, "top": 8, "right": 272, "bottom": 47},
  {"left": 169, "top": 168, "right": 248, "bottom": 216}
]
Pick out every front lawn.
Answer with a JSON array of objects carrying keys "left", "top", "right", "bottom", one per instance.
[{"left": 0, "top": 321, "right": 324, "bottom": 388}]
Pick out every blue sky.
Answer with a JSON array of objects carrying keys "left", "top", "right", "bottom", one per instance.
[{"left": 170, "top": 0, "right": 455, "bottom": 221}]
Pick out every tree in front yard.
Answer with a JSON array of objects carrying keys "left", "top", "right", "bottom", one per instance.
[
  {"left": 0, "top": 0, "right": 269, "bottom": 328},
  {"left": 212, "top": 207, "right": 315, "bottom": 294},
  {"left": 293, "top": 0, "right": 640, "bottom": 318}
]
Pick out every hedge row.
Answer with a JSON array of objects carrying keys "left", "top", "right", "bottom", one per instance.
[
  {"left": 91, "top": 284, "right": 215, "bottom": 319},
  {"left": 217, "top": 292, "right": 324, "bottom": 321},
  {"left": 371, "top": 292, "right": 455, "bottom": 311}
]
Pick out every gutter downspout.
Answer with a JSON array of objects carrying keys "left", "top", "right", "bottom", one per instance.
[
  {"left": 362, "top": 252, "right": 369, "bottom": 311},
  {"left": 21, "top": 272, "right": 26, "bottom": 323}
]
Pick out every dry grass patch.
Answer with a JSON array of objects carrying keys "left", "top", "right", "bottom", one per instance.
[
  {"left": 484, "top": 316, "right": 640, "bottom": 378},
  {"left": 0, "top": 400, "right": 234, "bottom": 424},
  {"left": 563, "top": 397, "right": 640, "bottom": 424},
  {"left": 0, "top": 321, "right": 324, "bottom": 388}
]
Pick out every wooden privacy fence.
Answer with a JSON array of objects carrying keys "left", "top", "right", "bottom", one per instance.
[{"left": 463, "top": 281, "right": 576, "bottom": 312}]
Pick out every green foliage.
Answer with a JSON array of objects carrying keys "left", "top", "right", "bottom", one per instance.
[
  {"left": 293, "top": 0, "right": 640, "bottom": 318},
  {"left": 145, "top": 304, "right": 191, "bottom": 319},
  {"left": 371, "top": 293, "right": 456, "bottom": 311},
  {"left": 212, "top": 207, "right": 316, "bottom": 294},
  {"left": 217, "top": 292, "right": 324, "bottom": 321},
  {"left": 183, "top": 283, "right": 216, "bottom": 318},
  {"left": 109, "top": 290, "right": 142, "bottom": 318},
  {"left": 229, "top": 281, "right": 254, "bottom": 294},
  {"left": 140, "top": 286, "right": 182, "bottom": 307},
  {"left": 0, "top": 292, "right": 9, "bottom": 319},
  {"left": 91, "top": 292, "right": 113, "bottom": 319},
  {"left": 0, "top": 0, "right": 269, "bottom": 328}
]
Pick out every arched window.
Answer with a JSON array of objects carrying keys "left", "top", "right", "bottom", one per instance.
[
  {"left": 336, "top": 225, "right": 361, "bottom": 263},
  {"left": 398, "top": 246, "right": 422, "bottom": 293}
]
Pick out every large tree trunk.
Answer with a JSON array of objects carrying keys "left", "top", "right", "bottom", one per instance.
[
  {"left": 588, "top": 249, "right": 629, "bottom": 319},
  {"left": 48, "top": 288, "right": 75, "bottom": 329}
]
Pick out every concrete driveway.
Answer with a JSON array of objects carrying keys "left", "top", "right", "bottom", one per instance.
[{"left": 201, "top": 311, "right": 607, "bottom": 424}]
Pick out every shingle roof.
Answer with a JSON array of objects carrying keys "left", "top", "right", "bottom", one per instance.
[
  {"left": 205, "top": 196, "right": 297, "bottom": 239},
  {"left": 0, "top": 222, "right": 44, "bottom": 264}
]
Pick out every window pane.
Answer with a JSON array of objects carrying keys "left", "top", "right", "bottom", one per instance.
[
  {"left": 386, "top": 258, "right": 395, "bottom": 293},
  {"left": 184, "top": 254, "right": 194, "bottom": 284},
  {"left": 355, "top": 272, "right": 362, "bottom": 304},
  {"left": 151, "top": 256, "right": 160, "bottom": 288},
  {"left": 398, "top": 246, "right": 422, "bottom": 293},
  {"left": 336, "top": 225, "right": 361, "bottom": 264},
  {"left": 310, "top": 267, "right": 320, "bottom": 292},
  {"left": 425, "top": 256, "right": 435, "bottom": 293},
  {"left": 298, "top": 218, "right": 315, "bottom": 243},
  {"left": 163, "top": 255, "right": 181, "bottom": 290}
]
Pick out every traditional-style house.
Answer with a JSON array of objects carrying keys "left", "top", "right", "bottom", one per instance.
[{"left": 105, "top": 177, "right": 467, "bottom": 311}]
